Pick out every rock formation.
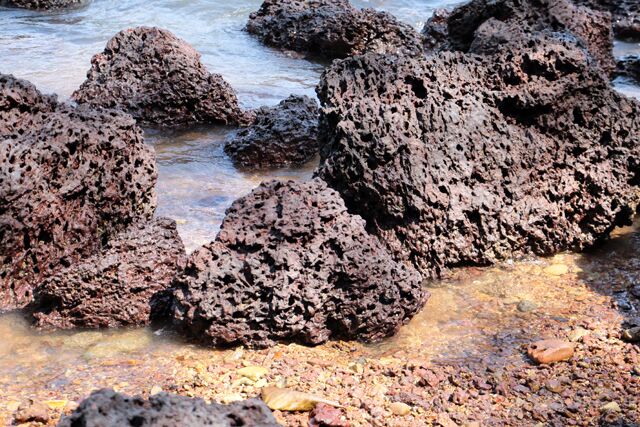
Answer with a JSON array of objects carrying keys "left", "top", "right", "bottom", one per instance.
[
  {"left": 225, "top": 95, "right": 319, "bottom": 169},
  {"left": 31, "top": 218, "right": 186, "bottom": 329},
  {"left": 575, "top": 0, "right": 640, "bottom": 40},
  {"left": 57, "top": 389, "right": 281, "bottom": 427},
  {"left": 616, "top": 56, "right": 640, "bottom": 83},
  {"left": 3, "top": 0, "right": 84, "bottom": 9},
  {"left": 423, "top": 0, "right": 615, "bottom": 74},
  {"left": 160, "top": 178, "right": 426, "bottom": 348},
  {"left": 72, "top": 27, "right": 251, "bottom": 127},
  {"left": 0, "top": 74, "right": 157, "bottom": 310},
  {"left": 316, "top": 32, "right": 640, "bottom": 278},
  {"left": 246, "top": 0, "right": 423, "bottom": 59}
]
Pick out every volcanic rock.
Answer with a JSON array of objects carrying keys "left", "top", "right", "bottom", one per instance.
[
  {"left": 422, "top": 8, "right": 451, "bottom": 51},
  {"left": 56, "top": 389, "right": 281, "bottom": 427},
  {"left": 616, "top": 56, "right": 640, "bottom": 83},
  {"left": 246, "top": 0, "right": 423, "bottom": 60},
  {"left": 528, "top": 339, "right": 575, "bottom": 364},
  {"left": 160, "top": 178, "right": 426, "bottom": 348},
  {"left": 4, "top": 0, "right": 84, "bottom": 9},
  {"left": 424, "top": 0, "right": 615, "bottom": 74},
  {"left": 575, "top": 0, "right": 640, "bottom": 40},
  {"left": 316, "top": 33, "right": 640, "bottom": 277},
  {"left": 30, "top": 218, "right": 187, "bottom": 330},
  {"left": 225, "top": 95, "right": 319, "bottom": 169},
  {"left": 0, "top": 74, "right": 156, "bottom": 310},
  {"left": 72, "top": 27, "right": 251, "bottom": 127}
]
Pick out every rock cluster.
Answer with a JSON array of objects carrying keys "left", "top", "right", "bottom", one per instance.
[
  {"left": 423, "top": 0, "right": 615, "bottom": 74},
  {"left": 0, "top": 74, "right": 157, "bottom": 310},
  {"left": 56, "top": 389, "right": 281, "bottom": 427},
  {"left": 316, "top": 32, "right": 640, "bottom": 278},
  {"left": 246, "top": 0, "right": 423, "bottom": 59},
  {"left": 575, "top": 0, "right": 640, "bottom": 40},
  {"left": 160, "top": 178, "right": 426, "bottom": 348},
  {"left": 72, "top": 27, "right": 251, "bottom": 127},
  {"left": 225, "top": 95, "right": 319, "bottom": 169},
  {"left": 3, "top": 0, "right": 84, "bottom": 9},
  {"left": 30, "top": 218, "right": 186, "bottom": 330}
]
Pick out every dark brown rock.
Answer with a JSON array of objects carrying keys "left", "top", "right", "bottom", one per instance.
[
  {"left": 422, "top": 8, "right": 451, "bottom": 52},
  {"left": 616, "top": 56, "right": 640, "bottom": 83},
  {"left": 316, "top": 33, "right": 640, "bottom": 278},
  {"left": 0, "top": 74, "right": 157, "bottom": 310},
  {"left": 160, "top": 178, "right": 426, "bottom": 348},
  {"left": 56, "top": 389, "right": 281, "bottom": 427},
  {"left": 575, "top": 0, "right": 640, "bottom": 40},
  {"left": 30, "top": 218, "right": 186, "bottom": 330},
  {"left": 3, "top": 0, "right": 84, "bottom": 9},
  {"left": 425, "top": 0, "right": 615, "bottom": 74},
  {"left": 225, "top": 95, "right": 319, "bottom": 169},
  {"left": 72, "top": 27, "right": 251, "bottom": 127},
  {"left": 246, "top": 0, "right": 424, "bottom": 60}
]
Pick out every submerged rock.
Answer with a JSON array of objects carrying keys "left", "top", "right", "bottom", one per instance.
[
  {"left": 575, "top": 0, "right": 640, "bottom": 40},
  {"left": 424, "top": 0, "right": 615, "bottom": 74},
  {"left": 31, "top": 218, "right": 186, "bottom": 330},
  {"left": 4, "top": 0, "right": 84, "bottom": 9},
  {"left": 0, "top": 74, "right": 157, "bottom": 310},
  {"left": 57, "top": 389, "right": 281, "bottom": 427},
  {"left": 72, "top": 27, "right": 251, "bottom": 127},
  {"left": 616, "top": 56, "right": 640, "bottom": 83},
  {"left": 316, "top": 33, "right": 640, "bottom": 277},
  {"left": 246, "top": 0, "right": 423, "bottom": 59},
  {"left": 160, "top": 178, "right": 426, "bottom": 348},
  {"left": 225, "top": 95, "right": 319, "bottom": 169}
]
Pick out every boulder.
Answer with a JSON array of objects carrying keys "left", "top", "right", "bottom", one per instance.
[
  {"left": 423, "top": 0, "right": 615, "bottom": 74},
  {"left": 56, "top": 389, "right": 281, "bottom": 427},
  {"left": 316, "top": 32, "right": 640, "bottom": 278},
  {"left": 159, "top": 178, "right": 426, "bottom": 348},
  {"left": 422, "top": 8, "right": 451, "bottom": 52},
  {"left": 224, "top": 95, "right": 319, "bottom": 169},
  {"left": 575, "top": 0, "right": 640, "bottom": 40},
  {"left": 246, "top": 0, "right": 423, "bottom": 60},
  {"left": 72, "top": 27, "right": 252, "bottom": 127},
  {"left": 30, "top": 218, "right": 186, "bottom": 330},
  {"left": 3, "top": 0, "right": 84, "bottom": 9},
  {"left": 0, "top": 74, "right": 157, "bottom": 310},
  {"left": 616, "top": 56, "right": 640, "bottom": 83}
]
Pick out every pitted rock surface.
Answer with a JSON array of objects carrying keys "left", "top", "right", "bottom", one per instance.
[
  {"left": 617, "top": 56, "right": 640, "bottom": 83},
  {"left": 246, "top": 0, "right": 424, "bottom": 59},
  {"left": 57, "top": 389, "right": 281, "bottom": 427},
  {"left": 424, "top": 0, "right": 614, "bottom": 74},
  {"left": 0, "top": 74, "right": 157, "bottom": 310},
  {"left": 225, "top": 95, "right": 319, "bottom": 169},
  {"left": 4, "top": 0, "right": 84, "bottom": 9},
  {"left": 72, "top": 27, "right": 251, "bottom": 127},
  {"left": 316, "top": 33, "right": 640, "bottom": 278},
  {"left": 422, "top": 8, "right": 451, "bottom": 52},
  {"left": 575, "top": 0, "right": 640, "bottom": 40},
  {"left": 161, "top": 178, "right": 426, "bottom": 348},
  {"left": 31, "top": 218, "right": 186, "bottom": 330}
]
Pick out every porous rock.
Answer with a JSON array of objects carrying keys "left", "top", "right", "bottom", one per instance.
[
  {"left": 0, "top": 74, "right": 157, "bottom": 310},
  {"left": 246, "top": 0, "right": 424, "bottom": 59},
  {"left": 422, "top": 8, "right": 451, "bottom": 52},
  {"left": 72, "top": 27, "right": 251, "bottom": 127},
  {"left": 3, "top": 0, "right": 84, "bottom": 10},
  {"left": 616, "top": 56, "right": 640, "bottom": 83},
  {"left": 224, "top": 95, "right": 319, "bottom": 169},
  {"left": 56, "top": 389, "right": 281, "bottom": 427},
  {"left": 30, "top": 218, "right": 187, "bottom": 330},
  {"left": 160, "top": 178, "right": 426, "bottom": 348},
  {"left": 424, "top": 0, "right": 615, "bottom": 74},
  {"left": 575, "top": 0, "right": 640, "bottom": 40},
  {"left": 316, "top": 33, "right": 640, "bottom": 278}
]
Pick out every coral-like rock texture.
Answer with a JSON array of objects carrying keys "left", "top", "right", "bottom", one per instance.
[
  {"left": 0, "top": 74, "right": 156, "bottom": 310},
  {"left": 425, "top": 0, "right": 614, "bottom": 74},
  {"left": 162, "top": 178, "right": 426, "bottom": 348},
  {"left": 575, "top": 0, "right": 640, "bottom": 40},
  {"left": 4, "top": 0, "right": 84, "bottom": 10},
  {"left": 72, "top": 27, "right": 251, "bottom": 127},
  {"left": 246, "top": 0, "right": 424, "bottom": 59},
  {"left": 31, "top": 218, "right": 186, "bottom": 330},
  {"left": 57, "top": 389, "right": 281, "bottom": 427},
  {"left": 225, "top": 95, "right": 319, "bottom": 169},
  {"left": 316, "top": 33, "right": 640, "bottom": 278}
]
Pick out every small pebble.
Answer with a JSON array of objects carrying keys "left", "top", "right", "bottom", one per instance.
[{"left": 389, "top": 402, "right": 411, "bottom": 416}]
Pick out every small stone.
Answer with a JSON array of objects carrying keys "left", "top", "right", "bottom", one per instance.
[
  {"left": 389, "top": 402, "right": 411, "bottom": 416},
  {"left": 527, "top": 339, "right": 575, "bottom": 364},
  {"left": 569, "top": 327, "right": 589, "bottom": 342},
  {"left": 622, "top": 327, "right": 640, "bottom": 343},
  {"left": 237, "top": 366, "right": 269, "bottom": 381},
  {"left": 517, "top": 300, "right": 538, "bottom": 312},
  {"left": 600, "top": 402, "right": 621, "bottom": 413},
  {"left": 150, "top": 385, "right": 163, "bottom": 396},
  {"left": 631, "top": 285, "right": 640, "bottom": 298},
  {"left": 545, "top": 379, "right": 564, "bottom": 393},
  {"left": 543, "top": 264, "right": 569, "bottom": 276},
  {"left": 309, "top": 403, "right": 349, "bottom": 427},
  {"left": 14, "top": 400, "right": 50, "bottom": 424}
]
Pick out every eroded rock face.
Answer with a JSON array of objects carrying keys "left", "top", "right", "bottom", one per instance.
[
  {"left": 575, "top": 0, "right": 640, "bottom": 40},
  {"left": 4, "top": 0, "right": 84, "bottom": 10},
  {"left": 0, "top": 74, "right": 157, "bottom": 310},
  {"left": 617, "top": 56, "right": 640, "bottom": 83},
  {"left": 57, "top": 389, "right": 281, "bottom": 427},
  {"left": 316, "top": 33, "right": 640, "bottom": 278},
  {"left": 246, "top": 0, "right": 423, "bottom": 59},
  {"left": 424, "top": 0, "right": 614, "bottom": 74},
  {"left": 161, "top": 178, "right": 426, "bottom": 348},
  {"left": 225, "top": 95, "right": 319, "bottom": 169},
  {"left": 72, "top": 27, "right": 251, "bottom": 127},
  {"left": 30, "top": 218, "right": 186, "bottom": 330}
]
